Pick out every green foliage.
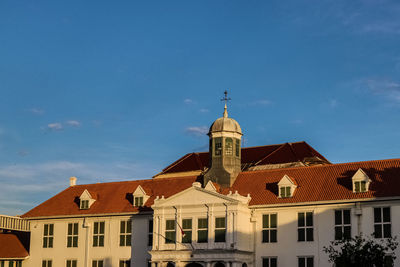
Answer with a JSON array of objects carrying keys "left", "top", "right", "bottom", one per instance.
[{"left": 323, "top": 235, "right": 398, "bottom": 267}]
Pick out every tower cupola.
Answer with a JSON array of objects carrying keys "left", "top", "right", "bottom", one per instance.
[{"left": 204, "top": 92, "right": 243, "bottom": 187}]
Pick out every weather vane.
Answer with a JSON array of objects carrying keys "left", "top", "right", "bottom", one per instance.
[{"left": 221, "top": 89, "right": 231, "bottom": 105}]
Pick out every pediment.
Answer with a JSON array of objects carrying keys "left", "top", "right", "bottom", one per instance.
[
  {"left": 152, "top": 183, "right": 249, "bottom": 208},
  {"left": 133, "top": 185, "right": 147, "bottom": 196},
  {"left": 80, "top": 189, "right": 93, "bottom": 200},
  {"left": 352, "top": 168, "right": 370, "bottom": 182},
  {"left": 278, "top": 174, "right": 297, "bottom": 186}
]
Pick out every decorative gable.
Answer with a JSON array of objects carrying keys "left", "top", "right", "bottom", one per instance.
[
  {"left": 277, "top": 174, "right": 297, "bottom": 198},
  {"left": 132, "top": 185, "right": 150, "bottom": 207},
  {"left": 352, "top": 168, "right": 371, "bottom": 193},
  {"left": 79, "top": 189, "right": 96, "bottom": 210}
]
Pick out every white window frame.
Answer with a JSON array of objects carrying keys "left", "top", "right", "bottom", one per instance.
[
  {"left": 93, "top": 221, "right": 105, "bottom": 247},
  {"left": 298, "top": 256, "right": 314, "bottom": 267},
  {"left": 66, "top": 259, "right": 77, "bottom": 267},
  {"left": 67, "top": 222, "right": 79, "bottom": 247},
  {"left": 298, "top": 212, "right": 313, "bottom": 242},
  {"left": 42, "top": 260, "right": 52, "bottom": 267},
  {"left": 334, "top": 209, "right": 351, "bottom": 240},
  {"left": 43, "top": 224, "right": 54, "bottom": 248},
  {"left": 119, "top": 220, "right": 131, "bottom": 246},
  {"left": 374, "top": 207, "right": 391, "bottom": 238},
  {"left": 262, "top": 257, "right": 277, "bottom": 267},
  {"left": 92, "top": 260, "right": 104, "bottom": 267},
  {"left": 262, "top": 214, "right": 277, "bottom": 243}
]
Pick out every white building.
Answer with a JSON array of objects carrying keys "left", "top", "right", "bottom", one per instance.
[{"left": 3, "top": 103, "right": 400, "bottom": 267}]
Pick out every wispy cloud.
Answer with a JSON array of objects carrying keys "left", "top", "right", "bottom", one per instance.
[
  {"left": 185, "top": 126, "right": 208, "bottom": 137},
  {"left": 329, "top": 99, "right": 338, "bottom": 108},
  {"left": 66, "top": 120, "right": 81, "bottom": 127},
  {"left": 362, "top": 78, "right": 400, "bottom": 103},
  {"left": 184, "top": 98, "right": 193, "bottom": 104},
  {"left": 199, "top": 108, "right": 209, "bottom": 113},
  {"left": 47, "top": 122, "right": 63, "bottom": 131},
  {"left": 29, "top": 107, "right": 45, "bottom": 115}
]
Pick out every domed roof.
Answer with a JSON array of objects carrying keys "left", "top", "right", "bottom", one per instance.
[{"left": 209, "top": 104, "right": 242, "bottom": 135}]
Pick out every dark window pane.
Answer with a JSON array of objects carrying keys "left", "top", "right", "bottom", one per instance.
[
  {"left": 197, "top": 230, "right": 207, "bottom": 243},
  {"left": 361, "top": 181, "right": 366, "bottom": 192},
  {"left": 182, "top": 219, "right": 192, "bottom": 229},
  {"left": 298, "top": 229, "right": 305, "bottom": 241},
  {"left": 215, "top": 229, "right": 226, "bottom": 242},
  {"left": 280, "top": 187, "right": 285, "bottom": 198},
  {"left": 298, "top": 258, "right": 305, "bottom": 267},
  {"left": 306, "top": 212, "right": 313, "bottom": 226},
  {"left": 182, "top": 231, "right": 192, "bottom": 243},
  {"left": 49, "top": 224, "right": 54, "bottom": 235},
  {"left": 165, "top": 231, "right": 175, "bottom": 243},
  {"left": 384, "top": 224, "right": 391, "bottom": 238},
  {"left": 120, "top": 221, "right": 125, "bottom": 233},
  {"left": 335, "top": 210, "right": 342, "bottom": 225},
  {"left": 286, "top": 187, "right": 291, "bottom": 197},
  {"left": 298, "top": 213, "right": 305, "bottom": 227},
  {"left": 120, "top": 235, "right": 125, "bottom": 246},
  {"left": 166, "top": 220, "right": 175, "bottom": 230},
  {"left": 343, "top": 226, "right": 351, "bottom": 239},
  {"left": 374, "top": 225, "right": 382, "bottom": 238},
  {"left": 149, "top": 220, "right": 153, "bottom": 232},
  {"left": 94, "top": 222, "right": 98, "bottom": 234},
  {"left": 343, "top": 210, "right": 351, "bottom": 224},
  {"left": 262, "top": 230, "right": 269, "bottom": 243},
  {"left": 270, "top": 258, "right": 277, "bottom": 267},
  {"left": 99, "top": 236, "right": 104, "bottom": 246},
  {"left": 44, "top": 224, "right": 48, "bottom": 235},
  {"left": 335, "top": 227, "right": 342, "bottom": 240},
  {"left": 306, "top": 228, "right": 314, "bottom": 241},
  {"left": 263, "top": 215, "right": 269, "bottom": 228},
  {"left": 355, "top": 182, "right": 360, "bottom": 192},
  {"left": 127, "top": 221, "right": 131, "bottom": 233},
  {"left": 93, "top": 236, "right": 98, "bottom": 246},
  {"left": 307, "top": 257, "right": 314, "bottom": 267},
  {"left": 198, "top": 218, "right": 207, "bottom": 229},
  {"left": 270, "top": 230, "right": 277, "bottom": 242},
  {"left": 383, "top": 208, "right": 390, "bottom": 223},
  {"left": 49, "top": 237, "right": 53, "bottom": 247},
  {"left": 270, "top": 214, "right": 277, "bottom": 228},
  {"left": 127, "top": 234, "right": 131, "bottom": 246},
  {"left": 374, "top": 208, "right": 382, "bottom": 223},
  {"left": 262, "top": 258, "right": 269, "bottom": 267},
  {"left": 100, "top": 222, "right": 104, "bottom": 234},
  {"left": 215, "top": 217, "right": 225, "bottom": 228},
  {"left": 68, "top": 223, "right": 72, "bottom": 235}
]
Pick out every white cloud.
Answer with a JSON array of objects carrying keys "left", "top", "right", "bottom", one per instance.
[
  {"left": 184, "top": 98, "right": 193, "bottom": 104},
  {"left": 29, "top": 108, "right": 45, "bottom": 115},
  {"left": 66, "top": 120, "right": 81, "bottom": 127},
  {"left": 363, "top": 78, "right": 400, "bottom": 102},
  {"left": 185, "top": 126, "right": 208, "bottom": 137},
  {"left": 47, "top": 122, "right": 63, "bottom": 131},
  {"left": 199, "top": 108, "right": 209, "bottom": 113}
]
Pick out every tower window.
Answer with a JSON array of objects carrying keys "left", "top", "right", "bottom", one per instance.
[
  {"left": 235, "top": 139, "right": 240, "bottom": 157},
  {"left": 225, "top": 138, "right": 233, "bottom": 155},
  {"left": 214, "top": 138, "right": 222, "bottom": 156}
]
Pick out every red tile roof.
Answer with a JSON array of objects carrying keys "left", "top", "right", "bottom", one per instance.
[
  {"left": 0, "top": 234, "right": 29, "bottom": 259},
  {"left": 157, "top": 141, "right": 329, "bottom": 176},
  {"left": 22, "top": 159, "right": 400, "bottom": 218},
  {"left": 22, "top": 176, "right": 199, "bottom": 218}
]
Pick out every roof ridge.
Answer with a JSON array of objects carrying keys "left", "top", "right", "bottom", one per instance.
[
  {"left": 241, "top": 158, "right": 400, "bottom": 174},
  {"left": 254, "top": 143, "right": 289, "bottom": 165}
]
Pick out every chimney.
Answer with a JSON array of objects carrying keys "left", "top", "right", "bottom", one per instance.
[{"left": 70, "top": 176, "right": 77, "bottom": 186}]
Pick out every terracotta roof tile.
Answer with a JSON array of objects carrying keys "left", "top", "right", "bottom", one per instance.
[
  {"left": 0, "top": 234, "right": 29, "bottom": 259},
  {"left": 22, "top": 159, "right": 400, "bottom": 218}
]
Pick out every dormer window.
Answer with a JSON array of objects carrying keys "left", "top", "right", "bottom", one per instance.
[
  {"left": 352, "top": 168, "right": 370, "bottom": 193},
  {"left": 132, "top": 185, "right": 150, "bottom": 207},
  {"left": 280, "top": 186, "right": 291, "bottom": 198},
  {"left": 80, "top": 199, "right": 89, "bottom": 209},
  {"left": 79, "top": 189, "right": 95, "bottom": 210},
  {"left": 134, "top": 196, "right": 143, "bottom": 207},
  {"left": 277, "top": 175, "right": 297, "bottom": 198}
]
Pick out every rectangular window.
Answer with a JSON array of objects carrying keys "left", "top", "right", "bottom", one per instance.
[
  {"left": 262, "top": 257, "right": 277, "bottom": 267},
  {"left": 214, "top": 137, "right": 222, "bottom": 156},
  {"left": 355, "top": 181, "right": 367, "bottom": 193},
  {"left": 42, "top": 260, "right": 52, "bottom": 267},
  {"left": 215, "top": 217, "right": 226, "bottom": 243},
  {"left": 335, "top": 210, "right": 351, "bottom": 240},
  {"left": 225, "top": 138, "right": 233, "bottom": 155},
  {"left": 374, "top": 207, "right": 391, "bottom": 238},
  {"left": 197, "top": 218, "right": 208, "bottom": 243},
  {"left": 148, "top": 219, "right": 153, "bottom": 246},
  {"left": 67, "top": 223, "right": 79, "bottom": 247},
  {"left": 165, "top": 219, "right": 176, "bottom": 244},
  {"left": 119, "top": 260, "right": 130, "bottom": 267},
  {"left": 134, "top": 196, "right": 143, "bottom": 207},
  {"left": 80, "top": 200, "right": 89, "bottom": 209},
  {"left": 43, "top": 224, "right": 54, "bottom": 248},
  {"left": 11, "top": 262, "right": 22, "bottom": 267},
  {"left": 92, "top": 260, "right": 104, "bottom": 267},
  {"left": 182, "top": 219, "right": 192, "bottom": 243},
  {"left": 298, "top": 256, "right": 314, "bottom": 267},
  {"left": 93, "top": 221, "right": 105, "bottom": 247},
  {"left": 66, "top": 260, "right": 77, "bottom": 267},
  {"left": 235, "top": 139, "right": 240, "bottom": 157},
  {"left": 298, "top": 212, "right": 313, "bottom": 242},
  {"left": 280, "top": 186, "right": 291, "bottom": 198},
  {"left": 262, "top": 214, "right": 277, "bottom": 243},
  {"left": 119, "top": 220, "right": 131, "bottom": 246}
]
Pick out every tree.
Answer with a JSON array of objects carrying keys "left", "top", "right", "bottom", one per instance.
[{"left": 323, "top": 235, "right": 398, "bottom": 267}]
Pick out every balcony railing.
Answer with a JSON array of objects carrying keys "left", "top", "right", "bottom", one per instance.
[{"left": 0, "top": 215, "right": 30, "bottom": 232}]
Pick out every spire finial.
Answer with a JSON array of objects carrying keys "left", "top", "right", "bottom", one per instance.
[{"left": 221, "top": 90, "right": 231, "bottom": 118}]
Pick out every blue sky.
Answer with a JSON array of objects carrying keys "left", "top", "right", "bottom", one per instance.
[{"left": 1, "top": 0, "right": 400, "bottom": 215}]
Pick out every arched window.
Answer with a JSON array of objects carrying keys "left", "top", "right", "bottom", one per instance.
[
  {"left": 225, "top": 138, "right": 233, "bottom": 155},
  {"left": 214, "top": 263, "right": 225, "bottom": 267},
  {"left": 167, "top": 262, "right": 175, "bottom": 267},
  {"left": 185, "top": 263, "right": 203, "bottom": 267},
  {"left": 242, "top": 263, "right": 248, "bottom": 267}
]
